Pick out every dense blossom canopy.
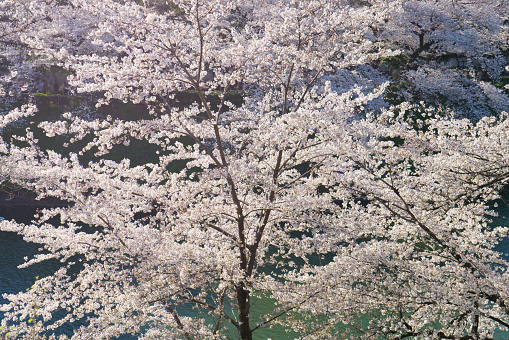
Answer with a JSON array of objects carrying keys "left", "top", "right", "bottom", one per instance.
[{"left": 1, "top": 0, "right": 509, "bottom": 339}]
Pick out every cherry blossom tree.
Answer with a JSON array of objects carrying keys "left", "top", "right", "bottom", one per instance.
[
  {"left": 374, "top": 0, "right": 509, "bottom": 118},
  {"left": 1, "top": 1, "right": 509, "bottom": 339}
]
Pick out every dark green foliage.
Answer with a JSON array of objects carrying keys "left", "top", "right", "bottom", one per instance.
[{"left": 380, "top": 55, "right": 409, "bottom": 71}]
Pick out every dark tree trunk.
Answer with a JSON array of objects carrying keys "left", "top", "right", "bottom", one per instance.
[{"left": 237, "top": 284, "right": 252, "bottom": 340}]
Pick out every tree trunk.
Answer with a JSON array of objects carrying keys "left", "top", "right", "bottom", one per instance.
[{"left": 237, "top": 284, "right": 252, "bottom": 340}]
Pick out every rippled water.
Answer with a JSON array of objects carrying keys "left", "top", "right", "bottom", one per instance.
[{"left": 1, "top": 196, "right": 509, "bottom": 339}]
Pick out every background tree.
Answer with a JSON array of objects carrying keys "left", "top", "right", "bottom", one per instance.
[
  {"left": 373, "top": 0, "right": 509, "bottom": 118},
  {"left": 0, "top": 1, "right": 509, "bottom": 339}
]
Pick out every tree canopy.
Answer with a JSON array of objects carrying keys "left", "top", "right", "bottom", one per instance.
[{"left": 1, "top": 1, "right": 509, "bottom": 339}]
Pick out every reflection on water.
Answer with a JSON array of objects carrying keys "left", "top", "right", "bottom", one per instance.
[{"left": 1, "top": 194, "right": 509, "bottom": 339}]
